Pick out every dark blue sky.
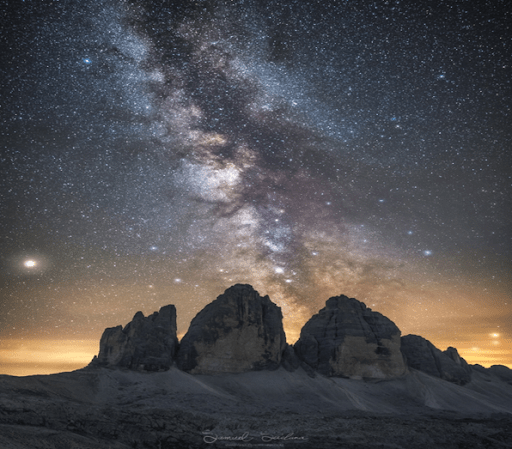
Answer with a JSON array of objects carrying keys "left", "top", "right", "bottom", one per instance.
[{"left": 1, "top": 0, "right": 511, "bottom": 374}]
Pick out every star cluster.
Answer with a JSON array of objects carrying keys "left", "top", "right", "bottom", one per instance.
[{"left": 1, "top": 0, "right": 511, "bottom": 375}]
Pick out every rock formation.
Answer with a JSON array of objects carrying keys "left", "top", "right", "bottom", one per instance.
[
  {"left": 281, "top": 343, "right": 301, "bottom": 372},
  {"left": 487, "top": 365, "right": 512, "bottom": 385},
  {"left": 176, "top": 284, "right": 287, "bottom": 374},
  {"left": 294, "top": 295, "right": 407, "bottom": 379},
  {"left": 87, "top": 284, "right": 483, "bottom": 386},
  {"left": 400, "top": 334, "right": 472, "bottom": 385},
  {"left": 91, "top": 304, "right": 178, "bottom": 371}
]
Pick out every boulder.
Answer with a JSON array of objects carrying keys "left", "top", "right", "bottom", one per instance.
[
  {"left": 401, "top": 335, "right": 472, "bottom": 385},
  {"left": 91, "top": 304, "right": 178, "bottom": 371},
  {"left": 294, "top": 295, "right": 407, "bottom": 379},
  {"left": 176, "top": 284, "right": 287, "bottom": 374}
]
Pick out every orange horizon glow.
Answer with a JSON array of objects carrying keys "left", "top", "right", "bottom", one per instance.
[
  {"left": 0, "top": 339, "right": 99, "bottom": 377},
  {"left": 1, "top": 333, "right": 510, "bottom": 377}
]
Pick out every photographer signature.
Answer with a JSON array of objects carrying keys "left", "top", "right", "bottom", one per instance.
[{"left": 202, "top": 431, "right": 306, "bottom": 444}]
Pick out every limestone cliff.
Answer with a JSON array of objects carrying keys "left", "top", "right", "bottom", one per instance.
[
  {"left": 401, "top": 334, "right": 472, "bottom": 385},
  {"left": 91, "top": 304, "right": 178, "bottom": 371},
  {"left": 294, "top": 295, "right": 407, "bottom": 379},
  {"left": 176, "top": 284, "right": 287, "bottom": 374}
]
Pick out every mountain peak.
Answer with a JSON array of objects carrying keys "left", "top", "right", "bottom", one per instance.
[
  {"left": 295, "top": 294, "right": 407, "bottom": 379},
  {"left": 91, "top": 304, "right": 178, "bottom": 372},
  {"left": 176, "top": 284, "right": 287, "bottom": 374},
  {"left": 88, "top": 284, "right": 477, "bottom": 385}
]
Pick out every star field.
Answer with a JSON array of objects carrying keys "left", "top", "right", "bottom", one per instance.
[{"left": 0, "top": 0, "right": 511, "bottom": 375}]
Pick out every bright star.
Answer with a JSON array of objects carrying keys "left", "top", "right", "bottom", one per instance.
[
  {"left": 17, "top": 255, "right": 50, "bottom": 273},
  {"left": 423, "top": 250, "right": 432, "bottom": 256},
  {"left": 82, "top": 58, "right": 92, "bottom": 64}
]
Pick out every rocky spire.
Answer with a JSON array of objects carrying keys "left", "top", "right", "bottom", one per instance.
[
  {"left": 91, "top": 304, "right": 178, "bottom": 371},
  {"left": 294, "top": 295, "right": 407, "bottom": 379},
  {"left": 176, "top": 284, "right": 287, "bottom": 374}
]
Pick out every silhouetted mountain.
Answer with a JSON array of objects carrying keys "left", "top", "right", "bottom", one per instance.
[
  {"left": 1, "top": 284, "right": 511, "bottom": 448},
  {"left": 401, "top": 334, "right": 472, "bottom": 385},
  {"left": 294, "top": 295, "right": 407, "bottom": 379},
  {"left": 177, "top": 284, "right": 287, "bottom": 374},
  {"left": 85, "top": 283, "right": 509, "bottom": 388},
  {"left": 91, "top": 304, "right": 178, "bottom": 371}
]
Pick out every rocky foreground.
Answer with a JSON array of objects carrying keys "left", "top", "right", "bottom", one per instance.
[{"left": 1, "top": 284, "right": 511, "bottom": 449}]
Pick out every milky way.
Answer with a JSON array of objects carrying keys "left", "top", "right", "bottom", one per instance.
[{"left": 1, "top": 0, "right": 511, "bottom": 375}]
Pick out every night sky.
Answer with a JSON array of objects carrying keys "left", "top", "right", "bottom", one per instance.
[{"left": 1, "top": 0, "right": 511, "bottom": 376}]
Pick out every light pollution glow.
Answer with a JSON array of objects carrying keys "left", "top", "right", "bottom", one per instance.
[{"left": 1, "top": 276, "right": 510, "bottom": 377}]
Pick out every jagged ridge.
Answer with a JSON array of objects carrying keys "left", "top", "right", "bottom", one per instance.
[{"left": 90, "top": 283, "right": 509, "bottom": 386}]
